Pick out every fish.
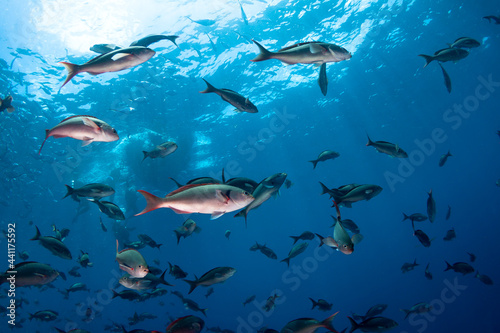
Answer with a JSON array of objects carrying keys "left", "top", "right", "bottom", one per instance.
[
  {"left": 29, "top": 310, "right": 58, "bottom": 321},
  {"left": 309, "top": 150, "right": 340, "bottom": 169},
  {"left": 401, "top": 259, "right": 419, "bottom": 273},
  {"left": 138, "top": 234, "right": 162, "bottom": 249},
  {"left": 63, "top": 183, "right": 115, "bottom": 202},
  {"left": 68, "top": 266, "right": 81, "bottom": 277},
  {"left": 280, "top": 313, "right": 338, "bottom": 333},
  {"left": 467, "top": 252, "right": 476, "bottom": 262},
  {"left": 281, "top": 242, "right": 308, "bottom": 266},
  {"left": 444, "top": 261, "right": 474, "bottom": 275},
  {"left": 59, "top": 46, "right": 155, "bottom": 89},
  {"left": 90, "top": 43, "right": 121, "bottom": 54},
  {"left": 318, "top": 63, "right": 328, "bottom": 96},
  {"left": 224, "top": 177, "right": 259, "bottom": 194},
  {"left": 137, "top": 184, "right": 254, "bottom": 219},
  {"left": 329, "top": 184, "right": 383, "bottom": 208},
  {"left": 200, "top": 79, "right": 258, "bottom": 113},
  {"left": 330, "top": 217, "right": 360, "bottom": 234},
  {"left": 483, "top": 15, "right": 500, "bottom": 24},
  {"left": 250, "top": 40, "right": 351, "bottom": 65},
  {"left": 443, "top": 228, "right": 456, "bottom": 241},
  {"left": 328, "top": 202, "right": 363, "bottom": 254},
  {"left": 116, "top": 240, "right": 149, "bottom": 278},
  {"left": 0, "top": 95, "right": 15, "bottom": 113},
  {"left": 425, "top": 263, "right": 433, "bottom": 280},
  {"left": 119, "top": 270, "right": 172, "bottom": 290},
  {"left": 100, "top": 217, "right": 107, "bottom": 232},
  {"left": 448, "top": 37, "right": 480, "bottom": 49},
  {"left": 111, "top": 289, "right": 142, "bottom": 301},
  {"left": 168, "top": 262, "right": 188, "bottom": 279},
  {"left": 426, "top": 189, "right": 436, "bottom": 223},
  {"left": 39, "top": 115, "right": 119, "bottom": 154},
  {"left": 205, "top": 287, "right": 214, "bottom": 298},
  {"left": 418, "top": 48, "right": 469, "bottom": 67},
  {"left": 0, "top": 261, "right": 59, "bottom": 287},
  {"left": 439, "top": 150, "right": 452, "bottom": 167},
  {"left": 262, "top": 294, "right": 280, "bottom": 312},
  {"left": 475, "top": 271, "right": 493, "bottom": 285},
  {"left": 124, "top": 241, "right": 147, "bottom": 250},
  {"left": 166, "top": 315, "right": 205, "bottom": 333},
  {"left": 88, "top": 198, "right": 125, "bottom": 220},
  {"left": 174, "top": 219, "right": 202, "bottom": 244},
  {"left": 18, "top": 251, "right": 29, "bottom": 260},
  {"left": 130, "top": 34, "right": 179, "bottom": 48},
  {"left": 234, "top": 173, "right": 287, "bottom": 224},
  {"left": 187, "top": 17, "right": 216, "bottom": 26},
  {"left": 224, "top": 230, "right": 231, "bottom": 239},
  {"left": 52, "top": 224, "right": 70, "bottom": 241},
  {"left": 184, "top": 267, "right": 236, "bottom": 294},
  {"left": 77, "top": 251, "right": 93, "bottom": 268},
  {"left": 142, "top": 141, "right": 178, "bottom": 162},
  {"left": 438, "top": 63, "right": 452, "bottom": 93},
  {"left": 445, "top": 205, "right": 451, "bottom": 220},
  {"left": 182, "top": 297, "right": 208, "bottom": 316},
  {"left": 366, "top": 135, "right": 408, "bottom": 158},
  {"left": 237, "top": 0, "right": 248, "bottom": 25},
  {"left": 412, "top": 221, "right": 431, "bottom": 248},
  {"left": 30, "top": 226, "right": 72, "bottom": 259},
  {"left": 401, "top": 302, "right": 432, "bottom": 319},
  {"left": 290, "top": 231, "right": 315, "bottom": 244},
  {"left": 347, "top": 316, "right": 398, "bottom": 333},
  {"left": 64, "top": 282, "right": 89, "bottom": 297},
  {"left": 309, "top": 298, "right": 333, "bottom": 311},
  {"left": 257, "top": 243, "right": 278, "bottom": 260},
  {"left": 402, "top": 213, "right": 428, "bottom": 223},
  {"left": 243, "top": 295, "right": 256, "bottom": 306}
]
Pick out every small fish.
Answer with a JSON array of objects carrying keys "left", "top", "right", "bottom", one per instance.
[
  {"left": 401, "top": 302, "right": 432, "bottom": 319},
  {"left": 448, "top": 37, "right": 480, "bottom": 49},
  {"left": 111, "top": 289, "right": 142, "bottom": 301},
  {"left": 59, "top": 46, "right": 155, "bottom": 89},
  {"left": 224, "top": 230, "right": 231, "bottom": 239},
  {"left": 166, "top": 315, "right": 205, "bottom": 333},
  {"left": 205, "top": 287, "right": 214, "bottom": 298},
  {"left": 443, "top": 228, "right": 456, "bottom": 241},
  {"left": 142, "top": 141, "right": 178, "bottom": 162},
  {"left": 39, "top": 115, "right": 119, "bottom": 154},
  {"left": 401, "top": 259, "right": 419, "bottom": 273},
  {"left": 438, "top": 63, "right": 452, "bottom": 93},
  {"left": 418, "top": 48, "right": 469, "bottom": 67},
  {"left": 425, "top": 263, "right": 433, "bottom": 280},
  {"left": 402, "top": 213, "right": 428, "bottom": 223},
  {"left": 309, "top": 150, "right": 339, "bottom": 169},
  {"left": 262, "top": 294, "right": 280, "bottom": 312},
  {"left": 90, "top": 43, "right": 121, "bottom": 54},
  {"left": 328, "top": 184, "right": 383, "bottom": 208},
  {"left": 289, "top": 231, "right": 315, "bottom": 244},
  {"left": 30, "top": 226, "right": 72, "bottom": 260},
  {"left": 77, "top": 250, "right": 93, "bottom": 268},
  {"left": 243, "top": 295, "right": 256, "bottom": 306},
  {"left": 18, "top": 251, "right": 29, "bottom": 260},
  {"left": 138, "top": 234, "right": 162, "bottom": 250},
  {"left": 309, "top": 298, "right": 333, "bottom": 311},
  {"left": 183, "top": 297, "right": 208, "bottom": 316},
  {"left": 446, "top": 205, "right": 451, "bottom": 220},
  {"left": 88, "top": 198, "right": 125, "bottom": 220},
  {"left": 251, "top": 40, "right": 351, "bottom": 65},
  {"left": 187, "top": 17, "right": 216, "bottom": 26},
  {"left": 427, "top": 189, "right": 436, "bottom": 223},
  {"left": 0, "top": 95, "right": 15, "bottom": 113},
  {"left": 168, "top": 262, "right": 188, "bottom": 279},
  {"left": 258, "top": 244, "right": 278, "bottom": 260},
  {"left": 200, "top": 79, "right": 258, "bottom": 113},
  {"left": 116, "top": 240, "right": 149, "bottom": 278},
  {"left": 237, "top": 0, "right": 248, "bottom": 25},
  {"left": 29, "top": 310, "right": 59, "bottom": 322},
  {"left": 174, "top": 219, "right": 202, "bottom": 244},
  {"left": 483, "top": 15, "right": 500, "bottom": 24},
  {"left": 184, "top": 267, "right": 236, "bottom": 294},
  {"left": 64, "top": 282, "right": 89, "bottom": 297},
  {"left": 348, "top": 316, "right": 398, "bottom": 333},
  {"left": 412, "top": 221, "right": 431, "bottom": 248},
  {"left": 475, "top": 271, "right": 493, "bottom": 285},
  {"left": 63, "top": 183, "right": 115, "bottom": 202},
  {"left": 130, "top": 34, "right": 179, "bottom": 48},
  {"left": 68, "top": 266, "right": 81, "bottom": 277},
  {"left": 281, "top": 242, "right": 308, "bottom": 266},
  {"left": 281, "top": 313, "right": 338, "bottom": 333},
  {"left": 364, "top": 304, "right": 388, "bottom": 319},
  {"left": 467, "top": 252, "right": 476, "bottom": 262},
  {"left": 444, "top": 261, "right": 474, "bottom": 275},
  {"left": 366, "top": 135, "right": 408, "bottom": 158},
  {"left": 439, "top": 150, "right": 453, "bottom": 167},
  {"left": 318, "top": 63, "right": 328, "bottom": 96}
]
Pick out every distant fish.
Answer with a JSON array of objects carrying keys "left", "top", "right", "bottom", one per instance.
[
  {"left": 444, "top": 261, "right": 474, "bottom": 275},
  {"left": 30, "top": 226, "right": 72, "bottom": 260},
  {"left": 475, "top": 271, "right": 494, "bottom": 285},
  {"left": 225, "top": 230, "right": 231, "bottom": 239},
  {"left": 438, "top": 63, "right": 452, "bottom": 93},
  {"left": 168, "top": 262, "right": 188, "bottom": 279},
  {"left": 401, "top": 259, "right": 419, "bottom": 273},
  {"left": 187, "top": 17, "right": 216, "bottom": 26},
  {"left": 439, "top": 150, "right": 452, "bottom": 167},
  {"left": 327, "top": 183, "right": 383, "bottom": 208},
  {"left": 111, "top": 289, "right": 142, "bottom": 301},
  {"left": 59, "top": 46, "right": 155, "bottom": 89},
  {"left": 402, "top": 213, "right": 427, "bottom": 223},
  {"left": 424, "top": 263, "right": 433, "bottom": 280},
  {"left": 281, "top": 242, "right": 308, "bottom": 266},
  {"left": 243, "top": 295, "right": 256, "bottom": 306},
  {"left": 39, "top": 115, "right": 119, "bottom": 154},
  {"left": 90, "top": 43, "right": 121, "bottom": 54},
  {"left": 205, "top": 287, "right": 214, "bottom": 298},
  {"left": 366, "top": 135, "right": 408, "bottom": 158},
  {"left": 250, "top": 242, "right": 278, "bottom": 260},
  {"left": 281, "top": 313, "right": 339, "bottom": 333},
  {"left": 88, "top": 198, "right": 125, "bottom": 220},
  {"left": 62, "top": 183, "right": 115, "bottom": 202},
  {"left": 18, "top": 251, "right": 29, "bottom": 261},
  {"left": 184, "top": 267, "right": 236, "bottom": 294},
  {"left": 467, "top": 252, "right": 476, "bottom": 262},
  {"left": 348, "top": 316, "right": 398, "bottom": 333},
  {"left": 237, "top": 0, "right": 248, "bottom": 25},
  {"left": 138, "top": 234, "right": 162, "bottom": 250},
  {"left": 174, "top": 219, "right": 202, "bottom": 244},
  {"left": 119, "top": 271, "right": 172, "bottom": 290},
  {"left": 130, "top": 34, "right": 179, "bottom": 48},
  {"left": 77, "top": 251, "right": 93, "bottom": 268},
  {"left": 309, "top": 298, "right": 333, "bottom": 311},
  {"left": 29, "top": 310, "right": 59, "bottom": 322},
  {"left": 418, "top": 48, "right": 469, "bottom": 68},
  {"left": 445, "top": 205, "right": 451, "bottom": 220},
  {"left": 426, "top": 189, "right": 436, "bottom": 223},
  {"left": 289, "top": 231, "right": 315, "bottom": 244},
  {"left": 262, "top": 294, "right": 280, "bottom": 312},
  {"left": 200, "top": 79, "right": 258, "bottom": 113},
  {"left": 318, "top": 63, "right": 328, "bottom": 95},
  {"left": 447, "top": 37, "right": 480, "bottom": 49},
  {"left": 443, "top": 228, "right": 456, "bottom": 241},
  {"left": 309, "top": 150, "right": 340, "bottom": 169},
  {"left": 142, "top": 141, "right": 178, "bottom": 162},
  {"left": 183, "top": 297, "right": 208, "bottom": 317},
  {"left": 483, "top": 15, "right": 500, "bottom": 24},
  {"left": 0, "top": 95, "right": 15, "bottom": 113},
  {"left": 401, "top": 302, "right": 432, "bottom": 319},
  {"left": 251, "top": 40, "right": 351, "bottom": 65}
]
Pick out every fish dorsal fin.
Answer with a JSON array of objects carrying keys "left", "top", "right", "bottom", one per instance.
[
  {"left": 167, "top": 183, "right": 213, "bottom": 197},
  {"left": 12, "top": 261, "right": 40, "bottom": 270},
  {"left": 60, "top": 115, "right": 100, "bottom": 123},
  {"left": 220, "top": 88, "right": 238, "bottom": 94},
  {"left": 278, "top": 42, "right": 321, "bottom": 52},
  {"left": 118, "top": 248, "right": 140, "bottom": 255}
]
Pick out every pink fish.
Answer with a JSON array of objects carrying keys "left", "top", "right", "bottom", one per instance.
[{"left": 39, "top": 115, "right": 119, "bottom": 154}]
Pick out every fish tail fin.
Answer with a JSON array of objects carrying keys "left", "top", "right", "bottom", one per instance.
[
  {"left": 347, "top": 316, "right": 360, "bottom": 333},
  {"left": 62, "top": 185, "right": 74, "bottom": 199},
  {"left": 38, "top": 129, "right": 51, "bottom": 155},
  {"left": 174, "top": 230, "right": 182, "bottom": 245},
  {"left": 59, "top": 61, "right": 79, "bottom": 89},
  {"left": 322, "top": 312, "right": 340, "bottom": 333},
  {"left": 169, "top": 177, "right": 183, "bottom": 188},
  {"left": 200, "top": 78, "right": 217, "bottom": 93},
  {"left": 141, "top": 151, "right": 149, "bottom": 162},
  {"left": 444, "top": 261, "right": 453, "bottom": 271},
  {"left": 402, "top": 212, "right": 410, "bottom": 221},
  {"left": 366, "top": 134, "right": 374, "bottom": 146},
  {"left": 329, "top": 190, "right": 343, "bottom": 204},
  {"left": 54, "top": 328, "right": 66, "bottom": 333},
  {"left": 401, "top": 308, "right": 411, "bottom": 319},
  {"left": 448, "top": 150, "right": 452, "bottom": 156},
  {"left": 319, "top": 182, "right": 332, "bottom": 197},
  {"left": 135, "top": 190, "right": 165, "bottom": 216},
  {"left": 309, "top": 297, "right": 317, "bottom": 309},
  {"left": 111, "top": 289, "right": 119, "bottom": 299},
  {"left": 418, "top": 54, "right": 434, "bottom": 68},
  {"left": 156, "top": 243, "right": 162, "bottom": 250},
  {"left": 30, "top": 226, "right": 41, "bottom": 241},
  {"left": 289, "top": 236, "right": 299, "bottom": 244},
  {"left": 184, "top": 278, "right": 198, "bottom": 294},
  {"left": 315, "top": 233, "right": 325, "bottom": 247},
  {"left": 168, "top": 35, "right": 179, "bottom": 48},
  {"left": 201, "top": 308, "right": 208, "bottom": 317},
  {"left": 309, "top": 160, "right": 318, "bottom": 169},
  {"left": 234, "top": 209, "right": 248, "bottom": 226},
  {"left": 160, "top": 269, "right": 173, "bottom": 286},
  {"left": 250, "top": 40, "right": 273, "bottom": 62},
  {"left": 280, "top": 257, "right": 290, "bottom": 267}
]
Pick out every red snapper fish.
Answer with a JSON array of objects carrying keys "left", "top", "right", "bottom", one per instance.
[
  {"left": 59, "top": 46, "right": 155, "bottom": 89},
  {"left": 38, "top": 115, "right": 119, "bottom": 154},
  {"left": 136, "top": 184, "right": 254, "bottom": 219}
]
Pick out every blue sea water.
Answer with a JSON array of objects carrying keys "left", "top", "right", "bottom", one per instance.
[{"left": 1, "top": 0, "right": 499, "bottom": 332}]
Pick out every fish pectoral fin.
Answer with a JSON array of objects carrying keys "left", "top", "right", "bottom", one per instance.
[
  {"left": 119, "top": 262, "right": 133, "bottom": 269},
  {"left": 81, "top": 138, "right": 94, "bottom": 147},
  {"left": 211, "top": 211, "right": 226, "bottom": 220},
  {"left": 111, "top": 52, "right": 132, "bottom": 61},
  {"left": 170, "top": 207, "right": 191, "bottom": 214},
  {"left": 34, "top": 273, "right": 47, "bottom": 278},
  {"left": 309, "top": 43, "right": 327, "bottom": 54},
  {"left": 82, "top": 117, "right": 101, "bottom": 132},
  {"left": 215, "top": 189, "right": 230, "bottom": 203},
  {"left": 233, "top": 108, "right": 242, "bottom": 113}
]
